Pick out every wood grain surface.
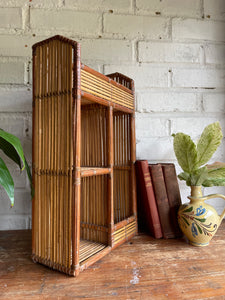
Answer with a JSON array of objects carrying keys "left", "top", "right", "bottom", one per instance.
[{"left": 1, "top": 221, "right": 225, "bottom": 299}]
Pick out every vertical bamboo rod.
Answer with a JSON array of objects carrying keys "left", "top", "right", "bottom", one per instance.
[
  {"left": 46, "top": 43, "right": 51, "bottom": 262},
  {"left": 72, "top": 42, "right": 81, "bottom": 276},
  {"left": 67, "top": 43, "right": 72, "bottom": 268},
  {"left": 50, "top": 40, "right": 56, "bottom": 264},
  {"left": 130, "top": 113, "right": 137, "bottom": 217},
  {"left": 107, "top": 106, "right": 113, "bottom": 246},
  {"left": 43, "top": 44, "right": 47, "bottom": 260},
  {"left": 39, "top": 45, "right": 44, "bottom": 259},
  {"left": 32, "top": 46, "right": 36, "bottom": 256},
  {"left": 53, "top": 40, "right": 58, "bottom": 264},
  {"left": 60, "top": 42, "right": 64, "bottom": 267}
]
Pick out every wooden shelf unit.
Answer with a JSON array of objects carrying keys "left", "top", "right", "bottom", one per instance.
[{"left": 32, "top": 35, "right": 137, "bottom": 276}]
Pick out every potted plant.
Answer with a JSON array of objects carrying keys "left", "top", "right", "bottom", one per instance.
[
  {"left": 172, "top": 121, "right": 225, "bottom": 246},
  {"left": 0, "top": 128, "right": 32, "bottom": 207}
]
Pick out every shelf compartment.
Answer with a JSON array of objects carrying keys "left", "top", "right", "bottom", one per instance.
[
  {"left": 80, "top": 175, "right": 108, "bottom": 245},
  {"left": 79, "top": 239, "right": 107, "bottom": 263},
  {"left": 81, "top": 65, "right": 134, "bottom": 110},
  {"left": 81, "top": 104, "right": 107, "bottom": 168}
]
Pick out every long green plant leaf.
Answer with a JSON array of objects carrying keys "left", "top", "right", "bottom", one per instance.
[
  {"left": 190, "top": 166, "right": 208, "bottom": 186},
  {"left": 202, "top": 162, "right": 225, "bottom": 186},
  {"left": 0, "top": 157, "right": 14, "bottom": 206},
  {"left": 172, "top": 133, "right": 198, "bottom": 173},
  {"left": 0, "top": 129, "right": 25, "bottom": 170},
  {"left": 196, "top": 122, "right": 222, "bottom": 168},
  {"left": 203, "top": 178, "right": 225, "bottom": 187},
  {"left": 25, "top": 158, "right": 34, "bottom": 198},
  {"left": 0, "top": 136, "right": 21, "bottom": 169}
]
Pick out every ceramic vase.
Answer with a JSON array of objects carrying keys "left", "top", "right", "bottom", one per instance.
[{"left": 178, "top": 186, "right": 225, "bottom": 247}]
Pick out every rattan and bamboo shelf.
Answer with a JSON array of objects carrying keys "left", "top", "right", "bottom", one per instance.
[{"left": 32, "top": 35, "right": 137, "bottom": 276}]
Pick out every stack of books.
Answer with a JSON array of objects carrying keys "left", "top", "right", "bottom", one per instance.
[{"left": 135, "top": 160, "right": 183, "bottom": 239}]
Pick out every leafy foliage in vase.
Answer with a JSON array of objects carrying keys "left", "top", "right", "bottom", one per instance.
[
  {"left": 0, "top": 128, "right": 32, "bottom": 207},
  {"left": 172, "top": 122, "right": 225, "bottom": 187}
]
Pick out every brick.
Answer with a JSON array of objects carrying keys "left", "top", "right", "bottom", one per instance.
[
  {"left": 0, "top": 8, "right": 22, "bottom": 29},
  {"left": 0, "top": 88, "right": 32, "bottom": 112},
  {"left": 0, "top": 188, "right": 31, "bottom": 213},
  {"left": 135, "top": 114, "right": 169, "bottom": 137},
  {"left": 22, "top": 139, "right": 32, "bottom": 164},
  {"left": 0, "top": 113, "right": 26, "bottom": 138},
  {"left": 203, "top": 93, "right": 225, "bottom": 112},
  {"left": 138, "top": 41, "right": 201, "bottom": 63},
  {"left": 172, "top": 68, "right": 225, "bottom": 88},
  {"left": 0, "top": 214, "right": 30, "bottom": 230},
  {"left": 204, "top": 0, "right": 225, "bottom": 21},
  {"left": 104, "top": 65, "right": 168, "bottom": 88},
  {"left": 0, "top": 0, "right": 28, "bottom": 6},
  {"left": 104, "top": 14, "right": 170, "bottom": 39},
  {"left": 30, "top": 9, "right": 101, "bottom": 36},
  {"left": 172, "top": 19, "right": 225, "bottom": 42},
  {"left": 136, "top": 137, "right": 174, "bottom": 161},
  {"left": 0, "top": 61, "right": 24, "bottom": 84},
  {"left": 136, "top": 92, "right": 199, "bottom": 113},
  {"left": 30, "top": 0, "right": 63, "bottom": 8},
  {"left": 205, "top": 44, "right": 225, "bottom": 65},
  {"left": 65, "top": 0, "right": 132, "bottom": 13},
  {"left": 8, "top": 116, "right": 25, "bottom": 139},
  {"left": 81, "top": 39, "right": 132, "bottom": 62},
  {"left": 171, "top": 117, "right": 225, "bottom": 138},
  {"left": 0, "top": 35, "right": 32, "bottom": 57},
  {"left": 136, "top": 0, "right": 201, "bottom": 18}
]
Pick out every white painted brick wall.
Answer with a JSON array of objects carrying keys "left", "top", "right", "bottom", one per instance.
[
  {"left": 30, "top": 9, "right": 102, "bottom": 36},
  {"left": 0, "top": 7, "right": 22, "bottom": 28},
  {"left": 172, "top": 19, "right": 225, "bottom": 42},
  {"left": 205, "top": 44, "right": 225, "bottom": 65},
  {"left": 0, "top": 0, "right": 225, "bottom": 230},
  {"left": 104, "top": 14, "right": 170, "bottom": 39},
  {"left": 138, "top": 41, "right": 202, "bottom": 63},
  {"left": 204, "top": 0, "right": 225, "bottom": 21},
  {"left": 136, "top": 0, "right": 202, "bottom": 18}
]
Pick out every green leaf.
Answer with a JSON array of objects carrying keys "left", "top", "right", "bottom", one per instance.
[
  {"left": 196, "top": 122, "right": 223, "bottom": 168},
  {"left": 183, "top": 206, "right": 193, "bottom": 213},
  {"left": 196, "top": 223, "right": 202, "bottom": 234},
  {"left": 173, "top": 133, "right": 198, "bottom": 173},
  {"left": 178, "top": 172, "right": 190, "bottom": 181},
  {"left": 0, "top": 157, "right": 14, "bottom": 206},
  {"left": 202, "top": 178, "right": 225, "bottom": 187},
  {"left": 190, "top": 166, "right": 208, "bottom": 186},
  {"left": 25, "top": 158, "right": 34, "bottom": 198},
  {"left": 0, "top": 129, "right": 25, "bottom": 170},
  {"left": 195, "top": 218, "right": 206, "bottom": 223},
  {"left": 182, "top": 216, "right": 190, "bottom": 226},
  {"left": 0, "top": 136, "right": 21, "bottom": 169},
  {"left": 202, "top": 162, "right": 225, "bottom": 187}
]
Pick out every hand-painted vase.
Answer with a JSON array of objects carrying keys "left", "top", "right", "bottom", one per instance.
[{"left": 178, "top": 186, "right": 225, "bottom": 247}]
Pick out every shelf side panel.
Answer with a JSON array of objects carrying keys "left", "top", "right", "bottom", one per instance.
[{"left": 32, "top": 37, "right": 75, "bottom": 275}]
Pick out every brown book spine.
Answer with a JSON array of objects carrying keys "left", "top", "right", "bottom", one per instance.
[
  {"left": 135, "top": 160, "right": 162, "bottom": 239},
  {"left": 149, "top": 164, "right": 176, "bottom": 239},
  {"left": 162, "top": 164, "right": 183, "bottom": 238}
]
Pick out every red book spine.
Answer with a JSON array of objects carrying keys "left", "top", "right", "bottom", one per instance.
[
  {"left": 135, "top": 160, "right": 162, "bottom": 239},
  {"left": 162, "top": 164, "right": 183, "bottom": 238},
  {"left": 149, "top": 164, "right": 176, "bottom": 239}
]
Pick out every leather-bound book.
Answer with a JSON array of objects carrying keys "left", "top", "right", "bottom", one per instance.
[
  {"left": 135, "top": 160, "right": 162, "bottom": 239},
  {"left": 149, "top": 163, "right": 176, "bottom": 239},
  {"left": 162, "top": 163, "right": 183, "bottom": 238}
]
